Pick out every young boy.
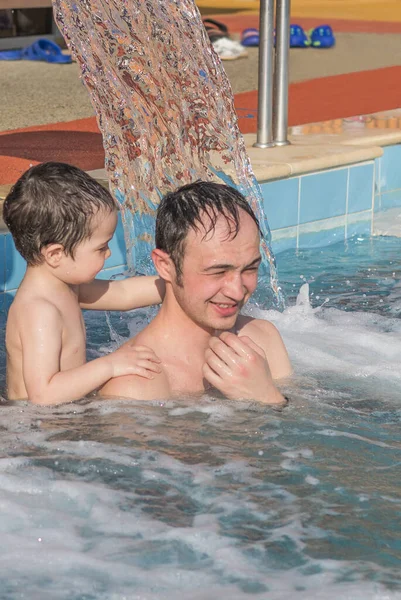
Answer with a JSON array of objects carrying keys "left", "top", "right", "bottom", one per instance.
[{"left": 3, "top": 162, "right": 164, "bottom": 406}]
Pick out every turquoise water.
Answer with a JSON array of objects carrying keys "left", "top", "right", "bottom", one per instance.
[
  {"left": 1, "top": 235, "right": 401, "bottom": 599},
  {"left": 278, "top": 235, "right": 401, "bottom": 316}
]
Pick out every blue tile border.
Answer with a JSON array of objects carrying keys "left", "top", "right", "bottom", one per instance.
[
  {"left": 0, "top": 236, "right": 5, "bottom": 293},
  {"left": 0, "top": 290, "right": 16, "bottom": 313},
  {"left": 380, "top": 189, "right": 401, "bottom": 210},
  {"left": 299, "top": 168, "right": 348, "bottom": 223},
  {"left": 348, "top": 163, "right": 374, "bottom": 214},
  {"left": 374, "top": 145, "right": 401, "bottom": 212},
  {"left": 374, "top": 193, "right": 381, "bottom": 213},
  {"left": 379, "top": 144, "right": 401, "bottom": 193},
  {"left": 5, "top": 235, "right": 26, "bottom": 292},
  {"left": 346, "top": 219, "right": 372, "bottom": 239},
  {"left": 271, "top": 234, "right": 297, "bottom": 255},
  {"left": 265, "top": 159, "right": 381, "bottom": 254},
  {"left": 261, "top": 177, "right": 299, "bottom": 230},
  {"left": 298, "top": 225, "right": 345, "bottom": 249},
  {"left": 375, "top": 155, "right": 381, "bottom": 196},
  {"left": 3, "top": 146, "right": 401, "bottom": 307}
]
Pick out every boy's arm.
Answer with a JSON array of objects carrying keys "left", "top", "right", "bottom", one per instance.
[
  {"left": 78, "top": 276, "right": 165, "bottom": 311},
  {"left": 20, "top": 302, "right": 159, "bottom": 406}
]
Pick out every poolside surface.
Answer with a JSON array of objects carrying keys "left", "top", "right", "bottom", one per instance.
[{"left": 0, "top": 0, "right": 400, "bottom": 185}]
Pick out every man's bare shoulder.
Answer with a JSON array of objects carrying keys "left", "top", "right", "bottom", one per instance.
[
  {"left": 99, "top": 370, "right": 170, "bottom": 400},
  {"left": 236, "top": 315, "right": 292, "bottom": 379},
  {"left": 236, "top": 314, "right": 280, "bottom": 340},
  {"left": 99, "top": 336, "right": 171, "bottom": 400}
]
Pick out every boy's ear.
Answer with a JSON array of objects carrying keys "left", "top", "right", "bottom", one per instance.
[
  {"left": 151, "top": 249, "right": 175, "bottom": 282},
  {"left": 41, "top": 244, "right": 66, "bottom": 267}
]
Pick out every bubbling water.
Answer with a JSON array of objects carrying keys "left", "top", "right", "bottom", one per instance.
[
  {"left": 1, "top": 238, "right": 401, "bottom": 597},
  {"left": 52, "top": 0, "right": 282, "bottom": 307}
]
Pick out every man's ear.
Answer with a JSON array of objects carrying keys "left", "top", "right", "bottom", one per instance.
[
  {"left": 152, "top": 249, "right": 175, "bottom": 282},
  {"left": 41, "top": 244, "right": 66, "bottom": 268}
]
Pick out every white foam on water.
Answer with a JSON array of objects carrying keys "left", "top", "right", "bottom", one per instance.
[
  {"left": 244, "top": 283, "right": 401, "bottom": 399},
  {"left": 1, "top": 284, "right": 401, "bottom": 597}
]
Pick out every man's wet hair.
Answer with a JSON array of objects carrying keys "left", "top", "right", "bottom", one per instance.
[
  {"left": 155, "top": 180, "right": 261, "bottom": 283},
  {"left": 3, "top": 162, "right": 117, "bottom": 265}
]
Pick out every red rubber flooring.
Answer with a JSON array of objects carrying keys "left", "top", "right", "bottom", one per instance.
[{"left": 1, "top": 14, "right": 400, "bottom": 185}]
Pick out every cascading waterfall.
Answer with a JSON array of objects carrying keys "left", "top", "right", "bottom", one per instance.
[{"left": 53, "top": 0, "right": 283, "bottom": 308}]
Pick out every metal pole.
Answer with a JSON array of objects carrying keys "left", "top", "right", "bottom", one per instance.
[
  {"left": 273, "top": 0, "right": 291, "bottom": 145},
  {"left": 253, "top": 0, "right": 275, "bottom": 148}
]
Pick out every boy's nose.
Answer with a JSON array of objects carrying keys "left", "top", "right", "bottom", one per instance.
[{"left": 105, "top": 248, "right": 111, "bottom": 259}]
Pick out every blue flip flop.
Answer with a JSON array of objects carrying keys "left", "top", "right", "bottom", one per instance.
[
  {"left": 0, "top": 49, "right": 23, "bottom": 60},
  {"left": 22, "top": 38, "right": 72, "bottom": 63},
  {"left": 309, "top": 25, "right": 335, "bottom": 48},
  {"left": 290, "top": 24, "right": 310, "bottom": 48},
  {"left": 241, "top": 28, "right": 259, "bottom": 47}
]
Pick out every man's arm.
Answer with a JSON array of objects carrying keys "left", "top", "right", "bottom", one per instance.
[
  {"left": 78, "top": 276, "right": 165, "bottom": 311},
  {"left": 20, "top": 302, "right": 161, "bottom": 405}
]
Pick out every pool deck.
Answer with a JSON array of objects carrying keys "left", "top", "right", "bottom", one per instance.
[
  {"left": 1, "top": 109, "right": 401, "bottom": 240},
  {"left": 1, "top": 0, "right": 401, "bottom": 243},
  {"left": 2, "top": 110, "right": 401, "bottom": 191}
]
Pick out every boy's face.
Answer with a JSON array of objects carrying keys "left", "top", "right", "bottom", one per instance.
[{"left": 60, "top": 209, "right": 118, "bottom": 284}]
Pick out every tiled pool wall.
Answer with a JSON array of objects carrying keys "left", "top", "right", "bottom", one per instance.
[
  {"left": 262, "top": 161, "right": 373, "bottom": 254},
  {"left": 262, "top": 144, "right": 401, "bottom": 254},
  {"left": 0, "top": 144, "right": 400, "bottom": 312}
]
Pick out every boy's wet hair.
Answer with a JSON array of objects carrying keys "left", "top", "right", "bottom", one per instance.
[
  {"left": 155, "top": 180, "right": 261, "bottom": 284},
  {"left": 3, "top": 162, "right": 117, "bottom": 265}
]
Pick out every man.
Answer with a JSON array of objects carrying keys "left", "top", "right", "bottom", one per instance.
[{"left": 100, "top": 181, "right": 292, "bottom": 404}]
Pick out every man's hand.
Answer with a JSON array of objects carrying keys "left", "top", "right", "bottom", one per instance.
[
  {"left": 106, "top": 343, "right": 162, "bottom": 379},
  {"left": 203, "top": 332, "right": 286, "bottom": 405}
]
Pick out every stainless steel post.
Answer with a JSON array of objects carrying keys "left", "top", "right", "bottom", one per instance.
[
  {"left": 273, "top": 0, "right": 291, "bottom": 145},
  {"left": 253, "top": 0, "right": 275, "bottom": 148}
]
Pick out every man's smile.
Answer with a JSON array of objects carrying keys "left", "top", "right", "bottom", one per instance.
[{"left": 209, "top": 301, "right": 241, "bottom": 317}]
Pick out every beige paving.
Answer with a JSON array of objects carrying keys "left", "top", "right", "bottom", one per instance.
[
  {"left": 0, "top": 31, "right": 400, "bottom": 132},
  {"left": 224, "top": 32, "right": 401, "bottom": 95}
]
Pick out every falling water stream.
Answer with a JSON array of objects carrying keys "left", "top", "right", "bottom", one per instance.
[{"left": 52, "top": 0, "right": 282, "bottom": 307}]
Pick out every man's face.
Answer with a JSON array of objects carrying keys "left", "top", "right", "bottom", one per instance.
[{"left": 171, "top": 209, "right": 261, "bottom": 332}]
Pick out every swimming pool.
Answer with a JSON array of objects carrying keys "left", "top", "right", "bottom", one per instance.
[{"left": 1, "top": 235, "right": 400, "bottom": 599}]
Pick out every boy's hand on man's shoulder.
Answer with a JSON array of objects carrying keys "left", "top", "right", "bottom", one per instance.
[{"left": 105, "top": 342, "right": 162, "bottom": 379}]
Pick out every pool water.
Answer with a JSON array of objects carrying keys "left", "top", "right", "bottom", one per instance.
[{"left": 1, "top": 235, "right": 401, "bottom": 599}]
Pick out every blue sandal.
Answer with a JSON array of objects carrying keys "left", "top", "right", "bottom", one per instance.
[
  {"left": 290, "top": 24, "right": 310, "bottom": 48},
  {"left": 0, "top": 49, "right": 23, "bottom": 60},
  {"left": 22, "top": 39, "right": 72, "bottom": 63},
  {"left": 309, "top": 25, "right": 335, "bottom": 48},
  {"left": 241, "top": 28, "right": 259, "bottom": 47}
]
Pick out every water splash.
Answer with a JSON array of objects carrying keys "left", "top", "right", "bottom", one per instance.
[{"left": 53, "top": 0, "right": 283, "bottom": 308}]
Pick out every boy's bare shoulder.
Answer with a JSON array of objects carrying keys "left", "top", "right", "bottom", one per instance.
[
  {"left": 7, "top": 291, "right": 62, "bottom": 333},
  {"left": 10, "top": 290, "right": 61, "bottom": 317}
]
